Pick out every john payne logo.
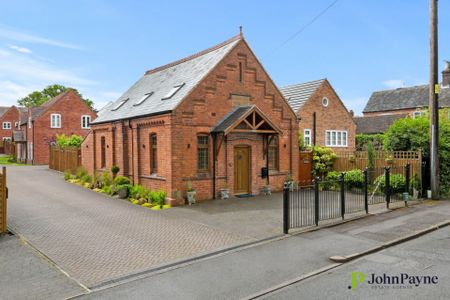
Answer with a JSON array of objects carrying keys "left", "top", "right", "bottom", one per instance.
[{"left": 349, "top": 272, "right": 438, "bottom": 290}]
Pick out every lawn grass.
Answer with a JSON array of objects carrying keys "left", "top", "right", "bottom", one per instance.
[{"left": 0, "top": 155, "right": 27, "bottom": 166}]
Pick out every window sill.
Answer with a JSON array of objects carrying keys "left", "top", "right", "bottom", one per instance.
[{"left": 140, "top": 175, "right": 166, "bottom": 181}]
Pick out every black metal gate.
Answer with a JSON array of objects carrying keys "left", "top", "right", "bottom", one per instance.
[{"left": 283, "top": 164, "right": 412, "bottom": 233}]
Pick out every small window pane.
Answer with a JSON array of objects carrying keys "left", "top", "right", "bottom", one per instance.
[
  {"left": 197, "top": 135, "right": 209, "bottom": 171},
  {"left": 162, "top": 84, "right": 185, "bottom": 100}
]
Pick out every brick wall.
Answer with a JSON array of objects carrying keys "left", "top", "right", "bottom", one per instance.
[
  {"left": 0, "top": 107, "right": 19, "bottom": 143},
  {"left": 298, "top": 80, "right": 356, "bottom": 150},
  {"left": 31, "top": 90, "right": 97, "bottom": 165}
]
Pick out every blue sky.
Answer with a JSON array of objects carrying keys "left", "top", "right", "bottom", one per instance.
[{"left": 0, "top": 0, "right": 449, "bottom": 115}]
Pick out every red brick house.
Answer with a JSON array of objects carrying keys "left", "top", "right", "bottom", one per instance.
[
  {"left": 280, "top": 79, "right": 356, "bottom": 150},
  {"left": 0, "top": 106, "right": 22, "bottom": 144},
  {"left": 15, "top": 90, "right": 97, "bottom": 165},
  {"left": 82, "top": 33, "right": 299, "bottom": 201}
]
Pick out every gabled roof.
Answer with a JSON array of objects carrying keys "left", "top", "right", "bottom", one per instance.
[
  {"left": 211, "top": 105, "right": 282, "bottom": 135},
  {"left": 354, "top": 114, "right": 408, "bottom": 134},
  {"left": 364, "top": 85, "right": 450, "bottom": 113},
  {"left": 92, "top": 35, "right": 242, "bottom": 124},
  {"left": 279, "top": 79, "right": 325, "bottom": 112},
  {"left": 0, "top": 106, "right": 9, "bottom": 118}
]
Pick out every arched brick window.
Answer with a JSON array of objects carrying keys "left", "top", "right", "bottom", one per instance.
[
  {"left": 197, "top": 134, "right": 209, "bottom": 172},
  {"left": 268, "top": 136, "right": 279, "bottom": 170},
  {"left": 150, "top": 134, "right": 157, "bottom": 174}
]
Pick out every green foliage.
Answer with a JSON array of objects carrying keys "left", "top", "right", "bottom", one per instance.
[
  {"left": 344, "top": 169, "right": 364, "bottom": 189},
  {"left": 313, "top": 146, "right": 337, "bottom": 177},
  {"left": 322, "top": 171, "right": 340, "bottom": 190},
  {"left": 113, "top": 175, "right": 130, "bottom": 186},
  {"left": 150, "top": 190, "right": 167, "bottom": 207},
  {"left": 64, "top": 170, "right": 72, "bottom": 180},
  {"left": 56, "top": 134, "right": 84, "bottom": 149},
  {"left": 17, "top": 84, "right": 94, "bottom": 108},
  {"left": 384, "top": 112, "right": 450, "bottom": 196},
  {"left": 298, "top": 129, "right": 304, "bottom": 150},
  {"left": 75, "top": 166, "right": 88, "bottom": 179},
  {"left": 101, "top": 171, "right": 112, "bottom": 187},
  {"left": 186, "top": 181, "right": 194, "bottom": 192},
  {"left": 129, "top": 185, "right": 150, "bottom": 200},
  {"left": 102, "top": 185, "right": 112, "bottom": 195},
  {"left": 80, "top": 174, "right": 92, "bottom": 185},
  {"left": 355, "top": 133, "right": 385, "bottom": 151},
  {"left": 367, "top": 141, "right": 375, "bottom": 169},
  {"left": 374, "top": 173, "right": 406, "bottom": 193},
  {"left": 111, "top": 165, "right": 120, "bottom": 176}
]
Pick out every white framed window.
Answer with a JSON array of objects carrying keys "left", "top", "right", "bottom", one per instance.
[
  {"left": 14, "top": 122, "right": 18, "bottom": 129},
  {"left": 2, "top": 122, "right": 11, "bottom": 130},
  {"left": 134, "top": 92, "right": 154, "bottom": 106},
  {"left": 50, "top": 114, "right": 61, "bottom": 128},
  {"left": 304, "top": 129, "right": 312, "bottom": 146},
  {"left": 2, "top": 137, "right": 11, "bottom": 142},
  {"left": 111, "top": 98, "right": 129, "bottom": 111},
  {"left": 81, "top": 115, "right": 91, "bottom": 129},
  {"left": 322, "top": 97, "right": 329, "bottom": 107},
  {"left": 162, "top": 83, "right": 185, "bottom": 100},
  {"left": 325, "top": 130, "right": 348, "bottom": 147}
]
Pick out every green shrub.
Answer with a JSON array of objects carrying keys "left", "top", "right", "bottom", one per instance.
[
  {"left": 80, "top": 174, "right": 92, "bottom": 185},
  {"left": 75, "top": 166, "right": 88, "bottom": 179},
  {"left": 101, "top": 171, "right": 112, "bottom": 187},
  {"left": 129, "top": 185, "right": 149, "bottom": 200},
  {"left": 64, "top": 170, "right": 72, "bottom": 180},
  {"left": 111, "top": 165, "right": 120, "bottom": 177},
  {"left": 150, "top": 190, "right": 166, "bottom": 207},
  {"left": 102, "top": 185, "right": 112, "bottom": 195},
  {"left": 344, "top": 169, "right": 364, "bottom": 189},
  {"left": 321, "top": 171, "right": 340, "bottom": 190},
  {"left": 56, "top": 134, "right": 84, "bottom": 148},
  {"left": 374, "top": 173, "right": 406, "bottom": 193},
  {"left": 113, "top": 176, "right": 130, "bottom": 186},
  {"left": 313, "top": 146, "right": 337, "bottom": 177}
]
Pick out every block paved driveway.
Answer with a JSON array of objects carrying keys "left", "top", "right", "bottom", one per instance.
[{"left": 7, "top": 166, "right": 269, "bottom": 288}]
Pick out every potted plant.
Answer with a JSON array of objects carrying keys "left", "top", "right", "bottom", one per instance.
[
  {"left": 111, "top": 165, "right": 120, "bottom": 178},
  {"left": 186, "top": 181, "right": 196, "bottom": 205},
  {"left": 261, "top": 185, "right": 272, "bottom": 195},
  {"left": 220, "top": 184, "right": 230, "bottom": 200}
]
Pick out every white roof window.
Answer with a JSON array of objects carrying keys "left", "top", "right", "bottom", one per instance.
[
  {"left": 111, "top": 98, "right": 129, "bottom": 111},
  {"left": 134, "top": 92, "right": 154, "bottom": 106},
  {"left": 162, "top": 83, "right": 185, "bottom": 100}
]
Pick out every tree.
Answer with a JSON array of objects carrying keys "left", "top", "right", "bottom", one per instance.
[{"left": 18, "top": 84, "right": 94, "bottom": 108}]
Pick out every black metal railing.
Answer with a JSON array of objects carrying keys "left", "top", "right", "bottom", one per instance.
[{"left": 283, "top": 163, "right": 413, "bottom": 233}]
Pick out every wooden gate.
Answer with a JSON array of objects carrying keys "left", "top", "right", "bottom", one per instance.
[
  {"left": 0, "top": 167, "right": 7, "bottom": 234},
  {"left": 298, "top": 151, "right": 313, "bottom": 186}
]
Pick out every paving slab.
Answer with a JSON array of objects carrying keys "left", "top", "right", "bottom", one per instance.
[{"left": 0, "top": 234, "right": 85, "bottom": 300}]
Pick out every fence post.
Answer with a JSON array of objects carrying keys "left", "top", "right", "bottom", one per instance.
[
  {"left": 340, "top": 172, "right": 345, "bottom": 220},
  {"left": 283, "top": 183, "right": 290, "bottom": 234},
  {"left": 364, "top": 168, "right": 369, "bottom": 214},
  {"left": 405, "top": 163, "right": 410, "bottom": 194},
  {"left": 385, "top": 167, "right": 391, "bottom": 209},
  {"left": 314, "top": 178, "right": 319, "bottom": 226}
]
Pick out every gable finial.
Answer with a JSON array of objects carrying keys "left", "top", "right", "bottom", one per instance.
[{"left": 239, "top": 25, "right": 243, "bottom": 37}]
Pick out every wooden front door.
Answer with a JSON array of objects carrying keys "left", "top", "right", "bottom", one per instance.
[
  {"left": 298, "top": 151, "right": 313, "bottom": 186},
  {"left": 234, "top": 146, "right": 250, "bottom": 194}
]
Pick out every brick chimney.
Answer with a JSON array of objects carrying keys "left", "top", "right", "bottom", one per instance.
[{"left": 443, "top": 60, "right": 450, "bottom": 87}]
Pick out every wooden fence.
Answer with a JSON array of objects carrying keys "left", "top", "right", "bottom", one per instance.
[
  {"left": 0, "top": 167, "right": 7, "bottom": 234},
  {"left": 49, "top": 146, "right": 81, "bottom": 173},
  {"left": 333, "top": 150, "right": 422, "bottom": 178},
  {"left": 3, "top": 141, "right": 16, "bottom": 158}
]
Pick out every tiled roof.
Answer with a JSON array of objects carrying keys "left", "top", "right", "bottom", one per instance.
[
  {"left": 0, "top": 106, "right": 9, "bottom": 118},
  {"left": 20, "top": 91, "right": 73, "bottom": 125},
  {"left": 279, "top": 79, "right": 325, "bottom": 112},
  {"left": 354, "top": 114, "right": 408, "bottom": 134},
  {"left": 363, "top": 85, "right": 450, "bottom": 113},
  {"left": 92, "top": 35, "right": 242, "bottom": 124},
  {"left": 211, "top": 106, "right": 253, "bottom": 133}
]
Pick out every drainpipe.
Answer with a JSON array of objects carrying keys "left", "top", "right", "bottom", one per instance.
[
  {"left": 289, "top": 119, "right": 292, "bottom": 175},
  {"left": 313, "top": 112, "right": 317, "bottom": 146},
  {"left": 212, "top": 133, "right": 216, "bottom": 199},
  {"left": 32, "top": 120, "right": 35, "bottom": 165},
  {"left": 129, "top": 120, "right": 134, "bottom": 185}
]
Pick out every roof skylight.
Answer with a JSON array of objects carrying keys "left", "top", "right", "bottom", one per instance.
[
  {"left": 162, "top": 83, "right": 185, "bottom": 100},
  {"left": 111, "top": 98, "right": 129, "bottom": 111},
  {"left": 134, "top": 92, "right": 154, "bottom": 106}
]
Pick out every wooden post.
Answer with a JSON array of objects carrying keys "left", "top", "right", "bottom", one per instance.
[{"left": 1, "top": 167, "right": 7, "bottom": 234}]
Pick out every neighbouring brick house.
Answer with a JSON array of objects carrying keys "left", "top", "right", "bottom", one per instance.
[
  {"left": 0, "top": 106, "right": 22, "bottom": 144},
  {"left": 82, "top": 33, "right": 299, "bottom": 202},
  {"left": 279, "top": 79, "right": 356, "bottom": 150},
  {"left": 15, "top": 90, "right": 97, "bottom": 165},
  {"left": 362, "top": 61, "right": 450, "bottom": 119}
]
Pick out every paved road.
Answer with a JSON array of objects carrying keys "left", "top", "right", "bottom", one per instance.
[
  {"left": 0, "top": 234, "right": 85, "bottom": 300},
  {"left": 263, "top": 226, "right": 450, "bottom": 299},
  {"left": 7, "top": 166, "right": 253, "bottom": 287},
  {"left": 77, "top": 200, "right": 450, "bottom": 299}
]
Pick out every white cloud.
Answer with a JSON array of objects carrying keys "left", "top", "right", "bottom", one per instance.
[
  {"left": 8, "top": 44, "right": 32, "bottom": 54},
  {"left": 383, "top": 79, "right": 405, "bottom": 89},
  {"left": 0, "top": 26, "right": 82, "bottom": 50}
]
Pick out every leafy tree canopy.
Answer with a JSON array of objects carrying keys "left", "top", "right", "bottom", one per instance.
[{"left": 18, "top": 84, "right": 94, "bottom": 108}]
